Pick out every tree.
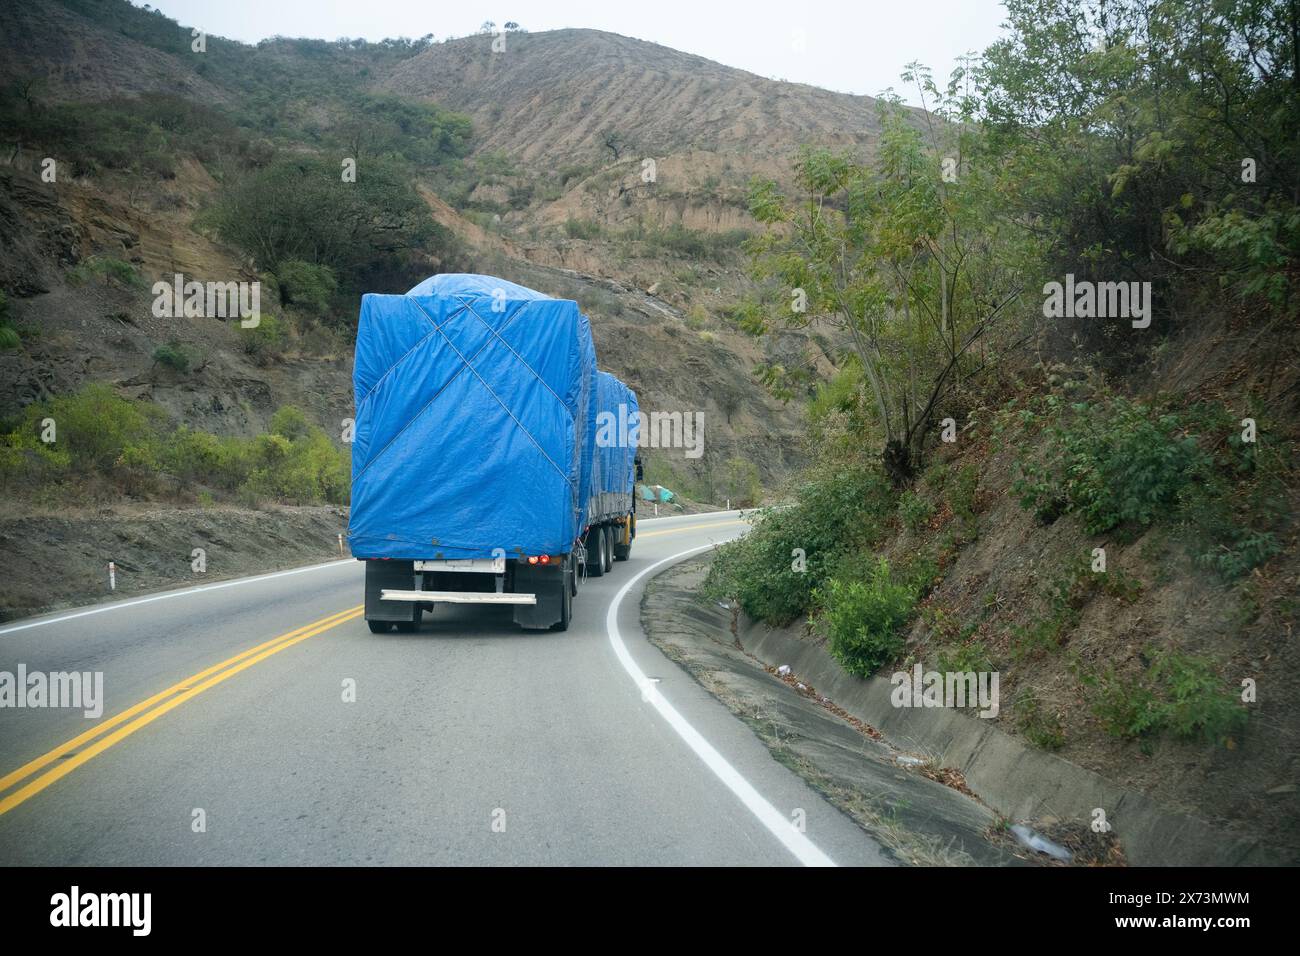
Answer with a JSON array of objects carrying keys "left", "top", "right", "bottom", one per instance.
[
  {"left": 209, "top": 157, "right": 440, "bottom": 298},
  {"left": 602, "top": 128, "right": 624, "bottom": 162},
  {"left": 335, "top": 94, "right": 471, "bottom": 164},
  {"left": 747, "top": 98, "right": 1029, "bottom": 483},
  {"left": 976, "top": 0, "right": 1300, "bottom": 331}
]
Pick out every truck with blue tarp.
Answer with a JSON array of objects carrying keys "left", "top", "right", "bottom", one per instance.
[{"left": 348, "top": 274, "right": 639, "bottom": 632}]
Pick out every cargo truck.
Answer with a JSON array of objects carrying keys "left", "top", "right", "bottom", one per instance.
[{"left": 348, "top": 274, "right": 639, "bottom": 632}]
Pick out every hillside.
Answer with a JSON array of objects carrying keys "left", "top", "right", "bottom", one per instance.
[
  {"left": 0, "top": 3, "right": 842, "bottom": 510},
  {"left": 381, "top": 28, "right": 887, "bottom": 162},
  {"left": 0, "top": 0, "right": 1295, "bottom": 865}
]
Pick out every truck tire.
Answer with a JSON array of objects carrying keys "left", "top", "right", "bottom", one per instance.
[
  {"left": 585, "top": 526, "right": 606, "bottom": 578},
  {"left": 602, "top": 524, "right": 614, "bottom": 573},
  {"left": 393, "top": 604, "right": 420, "bottom": 633},
  {"left": 613, "top": 515, "right": 633, "bottom": 561},
  {"left": 368, "top": 620, "right": 391, "bottom": 634}
]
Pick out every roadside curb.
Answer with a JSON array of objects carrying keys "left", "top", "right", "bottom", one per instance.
[{"left": 732, "top": 589, "right": 1285, "bottom": 867}]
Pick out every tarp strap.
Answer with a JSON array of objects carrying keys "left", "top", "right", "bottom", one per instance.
[
  {"left": 410, "top": 299, "right": 574, "bottom": 488},
  {"left": 459, "top": 299, "right": 569, "bottom": 414},
  {"left": 356, "top": 326, "right": 439, "bottom": 407}
]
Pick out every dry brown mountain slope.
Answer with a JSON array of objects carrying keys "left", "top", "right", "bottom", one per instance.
[
  {"left": 381, "top": 29, "right": 888, "bottom": 165},
  {"left": 2, "top": 10, "right": 847, "bottom": 506},
  {"left": 0, "top": 2, "right": 228, "bottom": 105}
]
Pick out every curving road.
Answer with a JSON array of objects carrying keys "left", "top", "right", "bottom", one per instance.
[{"left": 0, "top": 511, "right": 890, "bottom": 866}]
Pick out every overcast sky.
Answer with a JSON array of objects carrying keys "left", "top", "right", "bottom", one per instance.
[{"left": 143, "top": 0, "right": 1009, "bottom": 103}]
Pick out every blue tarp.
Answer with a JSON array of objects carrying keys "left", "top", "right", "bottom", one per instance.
[
  {"left": 349, "top": 274, "right": 598, "bottom": 560},
  {"left": 594, "top": 370, "right": 638, "bottom": 497}
]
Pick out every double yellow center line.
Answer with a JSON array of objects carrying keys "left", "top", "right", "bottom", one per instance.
[
  {"left": 0, "top": 518, "right": 745, "bottom": 817},
  {"left": 0, "top": 604, "right": 363, "bottom": 817}
]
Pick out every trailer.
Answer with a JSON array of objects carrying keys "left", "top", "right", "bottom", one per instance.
[
  {"left": 348, "top": 274, "right": 638, "bottom": 632},
  {"left": 581, "top": 370, "right": 640, "bottom": 577}
]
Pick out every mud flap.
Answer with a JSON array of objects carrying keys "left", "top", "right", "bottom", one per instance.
[
  {"left": 513, "top": 560, "right": 567, "bottom": 630},
  {"left": 365, "top": 559, "right": 418, "bottom": 622}
]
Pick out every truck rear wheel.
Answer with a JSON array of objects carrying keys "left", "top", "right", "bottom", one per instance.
[
  {"left": 602, "top": 525, "right": 614, "bottom": 573},
  {"left": 585, "top": 526, "right": 606, "bottom": 578},
  {"left": 613, "top": 515, "right": 633, "bottom": 561}
]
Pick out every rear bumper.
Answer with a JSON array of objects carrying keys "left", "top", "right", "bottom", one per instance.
[
  {"left": 380, "top": 589, "right": 536, "bottom": 606},
  {"left": 364, "top": 556, "right": 567, "bottom": 628}
]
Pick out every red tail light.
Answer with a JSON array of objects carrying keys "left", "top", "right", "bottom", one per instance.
[
  {"left": 527, "top": 555, "right": 539, "bottom": 565},
  {"left": 540, "top": 554, "right": 551, "bottom": 564}
]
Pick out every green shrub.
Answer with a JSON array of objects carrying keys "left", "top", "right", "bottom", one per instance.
[
  {"left": 815, "top": 558, "right": 914, "bottom": 677},
  {"left": 269, "top": 405, "right": 310, "bottom": 440},
  {"left": 152, "top": 340, "right": 191, "bottom": 373},
  {"left": 937, "top": 640, "right": 993, "bottom": 674},
  {"left": 238, "top": 313, "right": 285, "bottom": 358},
  {"left": 1085, "top": 651, "right": 1247, "bottom": 744},
  {"left": 1, "top": 386, "right": 350, "bottom": 506},
  {"left": 1088, "top": 668, "right": 1166, "bottom": 740},
  {"left": 948, "top": 463, "right": 980, "bottom": 520},
  {"left": 703, "top": 465, "right": 894, "bottom": 624},
  {"left": 1014, "top": 396, "right": 1207, "bottom": 533},
  {"left": 67, "top": 256, "right": 146, "bottom": 289},
  {"left": 898, "top": 489, "right": 935, "bottom": 532},
  {"left": 240, "top": 426, "right": 348, "bottom": 504},
  {"left": 18, "top": 383, "right": 166, "bottom": 474},
  {"left": 163, "top": 427, "right": 250, "bottom": 489},
  {"left": 1196, "top": 528, "right": 1281, "bottom": 580},
  {"left": 0, "top": 430, "right": 70, "bottom": 490},
  {"left": 564, "top": 218, "right": 602, "bottom": 239},
  {"left": 1013, "top": 695, "right": 1066, "bottom": 750},
  {"left": 1152, "top": 652, "right": 1250, "bottom": 743},
  {"left": 274, "top": 260, "right": 337, "bottom": 317}
]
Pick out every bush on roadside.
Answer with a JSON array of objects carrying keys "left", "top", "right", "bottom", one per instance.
[
  {"left": 1014, "top": 396, "right": 1207, "bottom": 533},
  {"left": 703, "top": 464, "right": 894, "bottom": 625},
  {"left": 898, "top": 489, "right": 935, "bottom": 533},
  {"left": 16, "top": 383, "right": 168, "bottom": 474},
  {"left": 241, "top": 426, "right": 348, "bottom": 505},
  {"left": 1, "top": 386, "right": 349, "bottom": 506},
  {"left": 814, "top": 558, "right": 914, "bottom": 677},
  {"left": 1084, "top": 650, "right": 1247, "bottom": 745}
]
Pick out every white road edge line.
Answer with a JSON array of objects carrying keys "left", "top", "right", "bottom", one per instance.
[
  {"left": 605, "top": 542, "right": 838, "bottom": 868},
  {"left": 0, "top": 559, "right": 357, "bottom": 636},
  {"left": 0, "top": 513, "right": 735, "bottom": 637}
]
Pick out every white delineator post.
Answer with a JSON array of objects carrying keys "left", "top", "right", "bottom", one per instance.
[
  {"left": 108, "top": 561, "right": 116, "bottom": 591},
  {"left": 337, "top": 533, "right": 344, "bottom": 556}
]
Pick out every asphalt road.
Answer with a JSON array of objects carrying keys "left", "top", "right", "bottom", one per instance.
[{"left": 0, "top": 511, "right": 890, "bottom": 866}]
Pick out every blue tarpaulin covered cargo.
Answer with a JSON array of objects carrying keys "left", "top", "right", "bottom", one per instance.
[
  {"left": 349, "top": 274, "right": 597, "bottom": 560},
  {"left": 590, "top": 370, "right": 639, "bottom": 521}
]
